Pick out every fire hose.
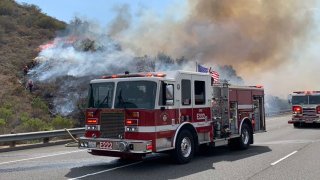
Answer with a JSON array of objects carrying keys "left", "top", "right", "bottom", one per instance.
[{"left": 65, "top": 128, "right": 79, "bottom": 147}]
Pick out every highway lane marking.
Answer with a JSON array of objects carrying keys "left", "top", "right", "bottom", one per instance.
[
  {"left": 271, "top": 150, "right": 297, "bottom": 166},
  {"left": 255, "top": 139, "right": 319, "bottom": 145},
  {"left": 68, "top": 161, "right": 143, "bottom": 180},
  {"left": 0, "top": 150, "right": 85, "bottom": 165}
]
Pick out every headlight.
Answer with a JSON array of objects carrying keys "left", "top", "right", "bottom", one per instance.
[
  {"left": 85, "top": 125, "right": 100, "bottom": 131},
  {"left": 126, "top": 126, "right": 138, "bottom": 132}
]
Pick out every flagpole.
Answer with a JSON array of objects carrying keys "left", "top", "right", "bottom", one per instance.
[{"left": 196, "top": 61, "right": 198, "bottom": 72}]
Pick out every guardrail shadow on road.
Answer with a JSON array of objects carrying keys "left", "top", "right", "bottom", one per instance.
[{"left": 65, "top": 145, "right": 271, "bottom": 180}]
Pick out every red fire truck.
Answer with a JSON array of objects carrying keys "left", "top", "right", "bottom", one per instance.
[
  {"left": 79, "top": 71, "right": 265, "bottom": 163},
  {"left": 288, "top": 91, "right": 320, "bottom": 127}
]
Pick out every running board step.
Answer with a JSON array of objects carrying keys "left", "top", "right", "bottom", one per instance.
[{"left": 214, "top": 135, "right": 240, "bottom": 147}]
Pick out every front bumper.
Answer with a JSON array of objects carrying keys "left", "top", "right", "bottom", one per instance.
[
  {"left": 288, "top": 118, "right": 320, "bottom": 124},
  {"left": 78, "top": 137, "right": 152, "bottom": 154}
]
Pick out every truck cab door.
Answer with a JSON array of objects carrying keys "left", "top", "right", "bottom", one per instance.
[
  {"left": 157, "top": 81, "right": 177, "bottom": 132},
  {"left": 191, "top": 74, "right": 211, "bottom": 123}
]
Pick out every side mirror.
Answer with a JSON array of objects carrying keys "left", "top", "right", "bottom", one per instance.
[
  {"left": 165, "top": 84, "right": 174, "bottom": 105},
  {"left": 161, "top": 82, "right": 174, "bottom": 106},
  {"left": 288, "top": 94, "right": 292, "bottom": 104}
]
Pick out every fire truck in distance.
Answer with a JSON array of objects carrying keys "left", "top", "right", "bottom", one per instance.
[
  {"left": 288, "top": 91, "right": 320, "bottom": 127},
  {"left": 79, "top": 71, "right": 266, "bottom": 163}
]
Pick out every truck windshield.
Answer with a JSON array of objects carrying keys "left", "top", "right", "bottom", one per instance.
[
  {"left": 309, "top": 95, "right": 320, "bottom": 104},
  {"left": 292, "top": 96, "right": 308, "bottom": 105},
  {"left": 88, "top": 82, "right": 114, "bottom": 108},
  {"left": 114, "top": 81, "right": 157, "bottom": 109},
  {"left": 292, "top": 95, "right": 320, "bottom": 105}
]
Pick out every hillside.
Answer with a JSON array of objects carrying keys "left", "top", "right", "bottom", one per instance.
[{"left": 0, "top": 0, "right": 73, "bottom": 134}]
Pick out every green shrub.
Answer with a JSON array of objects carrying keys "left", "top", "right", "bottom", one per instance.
[
  {"left": 35, "top": 16, "right": 65, "bottom": 29},
  {"left": 21, "top": 117, "right": 51, "bottom": 132},
  {"left": 20, "top": 112, "right": 29, "bottom": 122},
  {"left": 22, "top": 15, "right": 37, "bottom": 28},
  {"left": 0, "top": 16, "right": 16, "bottom": 33},
  {"left": 0, "top": 0, "right": 15, "bottom": 15},
  {"left": 0, "top": 107, "right": 13, "bottom": 121},
  {"left": 36, "top": 16, "right": 54, "bottom": 29},
  {"left": 21, "top": 3, "right": 41, "bottom": 14},
  {"left": 51, "top": 116, "right": 74, "bottom": 129},
  {"left": 0, "top": 118, "right": 5, "bottom": 134},
  {"left": 0, "top": 119, "right": 6, "bottom": 126},
  {"left": 31, "top": 97, "right": 48, "bottom": 111}
]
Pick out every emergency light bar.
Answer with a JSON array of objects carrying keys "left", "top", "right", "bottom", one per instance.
[
  {"left": 102, "top": 73, "right": 166, "bottom": 79},
  {"left": 249, "top": 85, "right": 264, "bottom": 88},
  {"left": 293, "top": 91, "right": 320, "bottom": 94}
]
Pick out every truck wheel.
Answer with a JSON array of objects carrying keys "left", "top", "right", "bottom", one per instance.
[
  {"left": 173, "top": 130, "right": 194, "bottom": 164},
  {"left": 293, "top": 123, "right": 300, "bottom": 128},
  {"left": 239, "top": 123, "right": 251, "bottom": 149},
  {"left": 229, "top": 123, "right": 251, "bottom": 150}
]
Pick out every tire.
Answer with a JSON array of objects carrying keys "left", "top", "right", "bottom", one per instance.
[
  {"left": 173, "top": 130, "right": 195, "bottom": 164},
  {"left": 239, "top": 123, "right": 251, "bottom": 149},
  {"left": 229, "top": 123, "right": 251, "bottom": 150},
  {"left": 293, "top": 123, "right": 300, "bottom": 128}
]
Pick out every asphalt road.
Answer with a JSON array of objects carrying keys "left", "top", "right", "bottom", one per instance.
[{"left": 1, "top": 114, "right": 320, "bottom": 180}]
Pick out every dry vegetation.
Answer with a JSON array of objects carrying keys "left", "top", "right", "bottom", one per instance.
[{"left": 0, "top": 0, "right": 75, "bottom": 134}]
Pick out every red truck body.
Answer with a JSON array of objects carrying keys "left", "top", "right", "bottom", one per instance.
[{"left": 79, "top": 71, "right": 265, "bottom": 163}]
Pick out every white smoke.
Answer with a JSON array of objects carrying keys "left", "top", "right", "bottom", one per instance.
[
  {"left": 27, "top": 19, "right": 138, "bottom": 115},
  {"left": 29, "top": 18, "right": 200, "bottom": 115},
  {"left": 30, "top": 38, "right": 136, "bottom": 82}
]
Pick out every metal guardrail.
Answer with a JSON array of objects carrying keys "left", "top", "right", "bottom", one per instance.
[
  {"left": 265, "top": 109, "right": 291, "bottom": 117},
  {"left": 0, "top": 128, "right": 85, "bottom": 147}
]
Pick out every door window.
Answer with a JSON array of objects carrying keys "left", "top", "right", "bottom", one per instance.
[{"left": 194, "top": 81, "right": 205, "bottom": 105}]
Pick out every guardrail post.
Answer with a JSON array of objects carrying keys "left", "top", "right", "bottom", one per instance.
[
  {"left": 43, "top": 137, "right": 50, "bottom": 144},
  {"left": 9, "top": 132, "right": 16, "bottom": 148},
  {"left": 9, "top": 141, "right": 16, "bottom": 147}
]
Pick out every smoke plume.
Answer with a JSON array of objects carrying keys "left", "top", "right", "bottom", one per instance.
[
  {"left": 29, "top": 19, "right": 195, "bottom": 115},
  {"left": 30, "top": 0, "right": 319, "bottom": 115},
  {"left": 113, "top": 0, "right": 318, "bottom": 97}
]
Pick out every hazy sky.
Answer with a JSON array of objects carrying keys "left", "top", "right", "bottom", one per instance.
[{"left": 16, "top": 0, "right": 179, "bottom": 25}]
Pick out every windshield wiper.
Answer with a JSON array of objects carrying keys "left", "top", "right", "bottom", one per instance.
[
  {"left": 94, "top": 90, "right": 110, "bottom": 114},
  {"left": 89, "top": 84, "right": 94, "bottom": 108},
  {"left": 100, "top": 90, "right": 110, "bottom": 108},
  {"left": 118, "top": 90, "right": 126, "bottom": 109}
]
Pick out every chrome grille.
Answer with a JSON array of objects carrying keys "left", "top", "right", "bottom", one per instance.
[
  {"left": 100, "top": 112, "right": 125, "bottom": 138},
  {"left": 302, "top": 108, "right": 316, "bottom": 118}
]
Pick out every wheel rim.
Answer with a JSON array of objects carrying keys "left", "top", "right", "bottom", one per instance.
[
  {"left": 180, "top": 137, "right": 192, "bottom": 158},
  {"left": 241, "top": 128, "right": 249, "bottom": 145}
]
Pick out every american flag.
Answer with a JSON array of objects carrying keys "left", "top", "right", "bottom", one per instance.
[
  {"left": 197, "top": 64, "right": 209, "bottom": 73},
  {"left": 210, "top": 70, "right": 220, "bottom": 83}
]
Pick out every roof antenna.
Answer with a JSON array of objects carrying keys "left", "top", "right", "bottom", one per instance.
[{"left": 125, "top": 71, "right": 129, "bottom": 75}]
